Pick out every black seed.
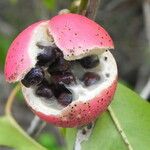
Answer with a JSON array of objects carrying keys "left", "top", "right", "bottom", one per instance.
[
  {"left": 53, "top": 85, "right": 69, "bottom": 96},
  {"left": 81, "top": 72, "right": 100, "bottom": 86},
  {"left": 21, "top": 67, "right": 44, "bottom": 87},
  {"left": 48, "top": 57, "right": 70, "bottom": 73},
  {"left": 53, "top": 85, "right": 72, "bottom": 106},
  {"left": 51, "top": 71, "right": 76, "bottom": 85},
  {"left": 57, "top": 57, "right": 70, "bottom": 71},
  {"left": 54, "top": 47, "right": 63, "bottom": 58},
  {"left": 36, "top": 84, "right": 53, "bottom": 99},
  {"left": 36, "top": 44, "right": 63, "bottom": 67},
  {"left": 57, "top": 92, "right": 72, "bottom": 106},
  {"left": 79, "top": 55, "right": 99, "bottom": 69},
  {"left": 36, "top": 46, "right": 56, "bottom": 66}
]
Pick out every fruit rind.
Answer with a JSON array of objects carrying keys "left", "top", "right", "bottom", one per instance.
[
  {"left": 35, "top": 80, "right": 117, "bottom": 128},
  {"left": 48, "top": 13, "right": 114, "bottom": 60}
]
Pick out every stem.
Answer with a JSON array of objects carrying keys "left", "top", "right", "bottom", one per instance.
[
  {"left": 85, "top": 0, "right": 101, "bottom": 20},
  {"left": 140, "top": 77, "right": 150, "bottom": 99},
  {"left": 7, "top": 116, "right": 46, "bottom": 150},
  {"left": 27, "top": 116, "right": 41, "bottom": 135},
  {"left": 34, "top": 122, "right": 47, "bottom": 138},
  {"left": 142, "top": 0, "right": 150, "bottom": 48},
  {"left": 78, "top": 0, "right": 88, "bottom": 15},
  {"left": 74, "top": 122, "right": 95, "bottom": 150},
  {"left": 108, "top": 106, "right": 133, "bottom": 150},
  {"left": 5, "top": 84, "right": 21, "bottom": 116}
]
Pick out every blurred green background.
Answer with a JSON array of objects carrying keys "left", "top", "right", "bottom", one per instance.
[{"left": 0, "top": 0, "right": 150, "bottom": 149}]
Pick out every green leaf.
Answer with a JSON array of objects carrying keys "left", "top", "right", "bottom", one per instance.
[
  {"left": 38, "top": 133, "right": 59, "bottom": 150},
  {"left": 0, "top": 116, "right": 47, "bottom": 150},
  {"left": 66, "top": 83, "right": 150, "bottom": 150}
]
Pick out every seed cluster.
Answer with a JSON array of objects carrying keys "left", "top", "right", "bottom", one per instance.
[
  {"left": 21, "top": 45, "right": 101, "bottom": 106},
  {"left": 79, "top": 55, "right": 99, "bottom": 69}
]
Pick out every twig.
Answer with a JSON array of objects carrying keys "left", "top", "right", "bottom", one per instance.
[
  {"left": 34, "top": 122, "right": 47, "bottom": 138},
  {"left": 85, "top": 0, "right": 101, "bottom": 20},
  {"left": 78, "top": 0, "right": 88, "bottom": 15},
  {"left": 74, "top": 122, "right": 95, "bottom": 150},
  {"left": 105, "top": 0, "right": 125, "bottom": 11},
  {"left": 135, "top": 0, "right": 150, "bottom": 97},
  {"left": 27, "top": 116, "right": 41, "bottom": 135},
  {"left": 0, "top": 18, "right": 16, "bottom": 36},
  {"left": 108, "top": 106, "right": 133, "bottom": 150},
  {"left": 140, "top": 77, "right": 150, "bottom": 99},
  {"left": 5, "top": 84, "right": 21, "bottom": 116},
  {"left": 142, "top": 0, "right": 150, "bottom": 48}
]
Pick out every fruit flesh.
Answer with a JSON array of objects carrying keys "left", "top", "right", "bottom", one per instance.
[
  {"left": 22, "top": 50, "right": 117, "bottom": 117},
  {"left": 21, "top": 44, "right": 102, "bottom": 107}
]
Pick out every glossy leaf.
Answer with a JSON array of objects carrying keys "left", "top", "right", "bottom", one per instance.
[
  {"left": 66, "top": 83, "right": 150, "bottom": 150},
  {"left": 0, "top": 116, "right": 47, "bottom": 150}
]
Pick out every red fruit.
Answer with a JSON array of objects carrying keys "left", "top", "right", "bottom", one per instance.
[{"left": 5, "top": 14, "right": 117, "bottom": 127}]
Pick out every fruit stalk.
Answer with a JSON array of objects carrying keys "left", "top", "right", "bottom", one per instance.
[
  {"left": 5, "top": 84, "right": 21, "bottom": 116},
  {"left": 85, "top": 0, "right": 101, "bottom": 20},
  {"left": 78, "top": 0, "right": 88, "bottom": 15}
]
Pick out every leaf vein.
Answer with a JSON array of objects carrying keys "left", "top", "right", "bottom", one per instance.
[{"left": 108, "top": 106, "right": 133, "bottom": 150}]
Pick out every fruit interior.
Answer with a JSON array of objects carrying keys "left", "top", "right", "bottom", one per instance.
[{"left": 21, "top": 23, "right": 117, "bottom": 115}]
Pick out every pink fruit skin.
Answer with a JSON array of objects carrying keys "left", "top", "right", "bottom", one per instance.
[
  {"left": 35, "top": 80, "right": 117, "bottom": 128},
  {"left": 48, "top": 14, "right": 114, "bottom": 58},
  {"left": 4, "top": 21, "right": 45, "bottom": 82}
]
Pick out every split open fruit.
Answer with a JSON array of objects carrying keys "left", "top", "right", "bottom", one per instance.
[{"left": 5, "top": 14, "right": 118, "bottom": 127}]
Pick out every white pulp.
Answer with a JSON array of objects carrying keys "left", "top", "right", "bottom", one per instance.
[
  {"left": 21, "top": 23, "right": 117, "bottom": 116},
  {"left": 22, "top": 50, "right": 117, "bottom": 115}
]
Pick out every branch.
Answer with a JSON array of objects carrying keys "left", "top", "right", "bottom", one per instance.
[
  {"left": 27, "top": 116, "right": 41, "bottom": 135},
  {"left": 140, "top": 77, "right": 150, "bottom": 99},
  {"left": 34, "top": 122, "right": 47, "bottom": 138},
  {"left": 5, "top": 84, "right": 21, "bottom": 116},
  {"left": 142, "top": 0, "right": 150, "bottom": 48},
  {"left": 0, "top": 18, "right": 16, "bottom": 36},
  {"left": 74, "top": 122, "right": 95, "bottom": 150},
  {"left": 135, "top": 0, "right": 150, "bottom": 98},
  {"left": 85, "top": 0, "right": 101, "bottom": 20},
  {"left": 78, "top": 0, "right": 88, "bottom": 15}
]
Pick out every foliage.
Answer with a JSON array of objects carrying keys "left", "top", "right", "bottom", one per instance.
[
  {"left": 66, "top": 83, "right": 150, "bottom": 150},
  {"left": 38, "top": 133, "right": 60, "bottom": 150},
  {"left": 0, "top": 116, "right": 46, "bottom": 150}
]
